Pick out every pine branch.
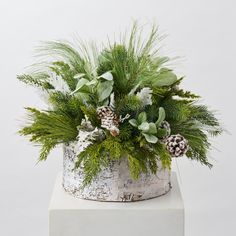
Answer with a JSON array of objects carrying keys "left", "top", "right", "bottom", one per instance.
[
  {"left": 153, "top": 142, "right": 172, "bottom": 169},
  {"left": 49, "top": 91, "right": 83, "bottom": 121},
  {"left": 19, "top": 108, "right": 80, "bottom": 160},
  {"left": 39, "top": 141, "right": 57, "bottom": 161},
  {"left": 37, "top": 41, "right": 86, "bottom": 73},
  {"left": 17, "top": 73, "right": 54, "bottom": 89},
  {"left": 80, "top": 105, "right": 100, "bottom": 127},
  {"left": 171, "top": 121, "right": 212, "bottom": 167},
  {"left": 37, "top": 41, "right": 98, "bottom": 80},
  {"left": 75, "top": 142, "right": 104, "bottom": 187},
  {"left": 127, "top": 154, "right": 144, "bottom": 179},
  {"left": 50, "top": 61, "right": 77, "bottom": 91}
]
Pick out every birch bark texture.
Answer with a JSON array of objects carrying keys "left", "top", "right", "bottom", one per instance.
[{"left": 62, "top": 143, "right": 171, "bottom": 202}]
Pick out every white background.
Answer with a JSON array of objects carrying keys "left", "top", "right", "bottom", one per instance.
[{"left": 0, "top": 0, "right": 235, "bottom": 235}]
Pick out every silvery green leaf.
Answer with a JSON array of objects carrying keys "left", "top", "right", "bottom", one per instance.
[
  {"left": 74, "top": 73, "right": 85, "bottom": 79},
  {"left": 70, "top": 78, "right": 89, "bottom": 95},
  {"left": 74, "top": 92, "right": 90, "bottom": 103},
  {"left": 76, "top": 78, "right": 89, "bottom": 89},
  {"left": 155, "top": 69, "right": 177, "bottom": 87},
  {"left": 138, "top": 112, "right": 147, "bottom": 124},
  {"left": 102, "top": 99, "right": 109, "bottom": 106},
  {"left": 97, "top": 81, "right": 114, "bottom": 102},
  {"left": 86, "top": 79, "right": 97, "bottom": 86},
  {"left": 138, "top": 122, "right": 149, "bottom": 131},
  {"left": 70, "top": 89, "right": 79, "bottom": 96},
  {"left": 99, "top": 71, "right": 113, "bottom": 81},
  {"left": 147, "top": 122, "right": 157, "bottom": 134},
  {"left": 155, "top": 107, "right": 166, "bottom": 126},
  {"left": 142, "top": 133, "right": 158, "bottom": 143},
  {"left": 129, "top": 119, "right": 138, "bottom": 127}
]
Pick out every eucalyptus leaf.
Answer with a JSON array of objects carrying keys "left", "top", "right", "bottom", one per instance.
[
  {"left": 138, "top": 122, "right": 149, "bottom": 131},
  {"left": 155, "top": 107, "right": 166, "bottom": 126},
  {"left": 70, "top": 78, "right": 89, "bottom": 95},
  {"left": 102, "top": 99, "right": 109, "bottom": 106},
  {"left": 74, "top": 73, "right": 85, "bottom": 79},
  {"left": 76, "top": 78, "right": 89, "bottom": 90},
  {"left": 138, "top": 112, "right": 147, "bottom": 124},
  {"left": 97, "top": 81, "right": 114, "bottom": 102},
  {"left": 155, "top": 69, "right": 177, "bottom": 87},
  {"left": 147, "top": 122, "right": 157, "bottom": 134},
  {"left": 129, "top": 119, "right": 138, "bottom": 127},
  {"left": 86, "top": 79, "right": 97, "bottom": 86},
  {"left": 142, "top": 133, "right": 158, "bottom": 143},
  {"left": 99, "top": 71, "right": 113, "bottom": 81},
  {"left": 77, "top": 85, "right": 92, "bottom": 94},
  {"left": 74, "top": 92, "right": 90, "bottom": 103}
]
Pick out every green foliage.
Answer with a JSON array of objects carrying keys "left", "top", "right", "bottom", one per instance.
[
  {"left": 17, "top": 73, "right": 54, "bottom": 89},
  {"left": 18, "top": 22, "right": 223, "bottom": 186},
  {"left": 166, "top": 101, "right": 222, "bottom": 167},
  {"left": 153, "top": 68, "right": 177, "bottom": 87},
  {"left": 115, "top": 94, "right": 142, "bottom": 116},
  {"left": 19, "top": 107, "right": 80, "bottom": 161},
  {"left": 80, "top": 105, "right": 100, "bottom": 127},
  {"left": 126, "top": 143, "right": 163, "bottom": 178},
  {"left": 172, "top": 89, "right": 200, "bottom": 99},
  {"left": 49, "top": 91, "right": 83, "bottom": 121},
  {"left": 37, "top": 41, "right": 88, "bottom": 75},
  {"left": 155, "top": 107, "right": 166, "bottom": 126},
  {"left": 128, "top": 109, "right": 169, "bottom": 144},
  {"left": 97, "top": 80, "right": 114, "bottom": 102},
  {"left": 128, "top": 154, "right": 145, "bottom": 179},
  {"left": 101, "top": 136, "right": 124, "bottom": 160},
  {"left": 50, "top": 61, "right": 77, "bottom": 91},
  {"left": 75, "top": 137, "right": 125, "bottom": 186},
  {"left": 162, "top": 98, "right": 191, "bottom": 123},
  {"left": 75, "top": 142, "right": 105, "bottom": 187},
  {"left": 153, "top": 142, "right": 172, "bottom": 169},
  {"left": 39, "top": 141, "right": 57, "bottom": 161}
]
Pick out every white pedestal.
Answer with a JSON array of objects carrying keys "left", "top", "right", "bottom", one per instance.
[{"left": 49, "top": 172, "right": 184, "bottom": 236}]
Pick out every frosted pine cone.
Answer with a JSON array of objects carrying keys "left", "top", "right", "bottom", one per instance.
[
  {"left": 165, "top": 134, "right": 189, "bottom": 157},
  {"left": 97, "top": 106, "right": 120, "bottom": 137},
  {"left": 160, "top": 121, "right": 171, "bottom": 138}
]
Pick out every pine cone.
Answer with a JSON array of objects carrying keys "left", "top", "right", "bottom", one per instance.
[
  {"left": 160, "top": 121, "right": 171, "bottom": 138},
  {"left": 97, "top": 106, "right": 120, "bottom": 136},
  {"left": 165, "top": 134, "right": 189, "bottom": 157}
]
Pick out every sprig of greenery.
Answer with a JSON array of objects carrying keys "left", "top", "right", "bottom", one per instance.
[
  {"left": 17, "top": 73, "right": 54, "bottom": 89},
  {"left": 19, "top": 107, "right": 80, "bottom": 161}
]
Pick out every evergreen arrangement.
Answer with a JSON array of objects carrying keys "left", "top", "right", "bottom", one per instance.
[{"left": 18, "top": 24, "right": 222, "bottom": 186}]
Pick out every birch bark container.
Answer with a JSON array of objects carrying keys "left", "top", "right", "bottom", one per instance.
[{"left": 62, "top": 143, "right": 171, "bottom": 202}]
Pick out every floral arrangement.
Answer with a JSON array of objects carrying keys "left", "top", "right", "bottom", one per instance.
[{"left": 18, "top": 24, "right": 222, "bottom": 186}]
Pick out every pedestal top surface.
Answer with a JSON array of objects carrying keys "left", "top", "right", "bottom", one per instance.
[{"left": 49, "top": 172, "right": 183, "bottom": 211}]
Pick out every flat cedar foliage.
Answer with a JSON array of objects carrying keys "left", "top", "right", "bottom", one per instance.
[{"left": 18, "top": 23, "right": 222, "bottom": 186}]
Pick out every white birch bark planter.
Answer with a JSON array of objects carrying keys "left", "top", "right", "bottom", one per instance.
[{"left": 62, "top": 143, "right": 171, "bottom": 202}]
